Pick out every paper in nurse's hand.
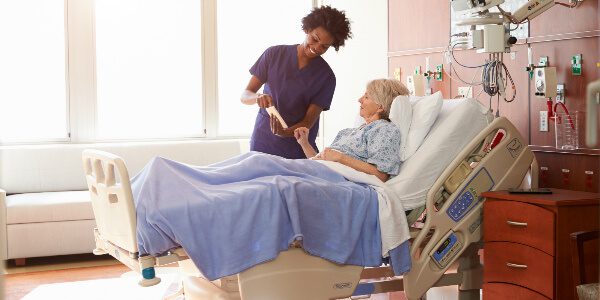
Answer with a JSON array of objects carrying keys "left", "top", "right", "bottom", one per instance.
[{"left": 266, "top": 106, "right": 289, "bottom": 128}]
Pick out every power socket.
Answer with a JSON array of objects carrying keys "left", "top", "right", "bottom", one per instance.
[
  {"left": 458, "top": 86, "right": 473, "bottom": 98},
  {"left": 540, "top": 111, "right": 549, "bottom": 132}
]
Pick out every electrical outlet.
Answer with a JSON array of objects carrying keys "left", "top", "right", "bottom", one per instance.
[
  {"left": 540, "top": 111, "right": 549, "bottom": 132},
  {"left": 458, "top": 86, "right": 473, "bottom": 98},
  {"left": 393, "top": 67, "right": 401, "bottom": 81},
  {"left": 556, "top": 84, "right": 565, "bottom": 103}
]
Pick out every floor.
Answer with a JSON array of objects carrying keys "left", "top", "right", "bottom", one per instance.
[
  {"left": 2, "top": 254, "right": 127, "bottom": 300},
  {"left": 1, "top": 255, "right": 472, "bottom": 300}
]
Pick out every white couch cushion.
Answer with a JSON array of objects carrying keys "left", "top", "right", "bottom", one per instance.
[
  {"left": 7, "top": 220, "right": 96, "bottom": 259},
  {"left": 0, "top": 139, "right": 246, "bottom": 194},
  {"left": 6, "top": 191, "right": 93, "bottom": 224}
]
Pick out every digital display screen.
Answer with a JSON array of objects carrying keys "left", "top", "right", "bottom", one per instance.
[{"left": 436, "top": 238, "right": 451, "bottom": 254}]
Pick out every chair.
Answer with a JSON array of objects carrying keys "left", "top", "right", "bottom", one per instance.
[{"left": 570, "top": 230, "right": 599, "bottom": 300}]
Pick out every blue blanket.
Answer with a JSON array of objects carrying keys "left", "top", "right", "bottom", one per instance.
[{"left": 131, "top": 152, "right": 409, "bottom": 280}]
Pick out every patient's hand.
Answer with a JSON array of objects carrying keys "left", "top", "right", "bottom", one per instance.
[
  {"left": 314, "top": 148, "right": 343, "bottom": 162},
  {"left": 294, "top": 127, "right": 309, "bottom": 145}
]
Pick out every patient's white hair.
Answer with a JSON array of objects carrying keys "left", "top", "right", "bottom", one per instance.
[{"left": 366, "top": 79, "right": 409, "bottom": 121}]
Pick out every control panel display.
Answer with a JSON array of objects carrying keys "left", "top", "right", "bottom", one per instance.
[
  {"left": 431, "top": 232, "right": 461, "bottom": 268},
  {"left": 447, "top": 168, "right": 494, "bottom": 222}
]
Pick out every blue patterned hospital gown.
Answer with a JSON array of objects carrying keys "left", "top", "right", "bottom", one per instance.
[{"left": 329, "top": 119, "right": 401, "bottom": 176}]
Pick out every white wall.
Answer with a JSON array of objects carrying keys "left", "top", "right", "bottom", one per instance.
[{"left": 320, "top": 0, "right": 388, "bottom": 147}]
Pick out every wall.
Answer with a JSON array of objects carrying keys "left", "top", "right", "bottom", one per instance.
[
  {"left": 320, "top": 0, "right": 389, "bottom": 146},
  {"left": 388, "top": 0, "right": 599, "bottom": 192}
]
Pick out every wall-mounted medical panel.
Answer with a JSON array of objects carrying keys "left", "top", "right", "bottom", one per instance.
[
  {"left": 388, "top": 0, "right": 450, "bottom": 52},
  {"left": 528, "top": 37, "right": 600, "bottom": 149},
  {"left": 447, "top": 44, "right": 530, "bottom": 140},
  {"left": 388, "top": 53, "right": 451, "bottom": 98}
]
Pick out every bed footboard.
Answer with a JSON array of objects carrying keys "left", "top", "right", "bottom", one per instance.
[{"left": 83, "top": 150, "right": 187, "bottom": 286}]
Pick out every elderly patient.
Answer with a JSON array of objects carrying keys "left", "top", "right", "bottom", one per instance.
[
  {"left": 294, "top": 78, "right": 409, "bottom": 182},
  {"left": 132, "top": 78, "right": 412, "bottom": 281}
]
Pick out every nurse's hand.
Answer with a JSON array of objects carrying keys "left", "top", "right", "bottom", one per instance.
[
  {"left": 256, "top": 94, "right": 273, "bottom": 108},
  {"left": 270, "top": 115, "right": 293, "bottom": 137}
]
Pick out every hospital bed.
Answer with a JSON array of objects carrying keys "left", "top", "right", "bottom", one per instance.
[{"left": 82, "top": 98, "right": 537, "bottom": 300}]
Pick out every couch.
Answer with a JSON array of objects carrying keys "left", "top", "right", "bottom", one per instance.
[{"left": 0, "top": 140, "right": 248, "bottom": 264}]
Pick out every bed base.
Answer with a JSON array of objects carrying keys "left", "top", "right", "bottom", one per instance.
[{"left": 83, "top": 116, "right": 537, "bottom": 300}]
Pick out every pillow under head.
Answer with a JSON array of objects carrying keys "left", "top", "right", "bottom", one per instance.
[
  {"left": 402, "top": 91, "right": 443, "bottom": 161},
  {"left": 389, "top": 95, "right": 412, "bottom": 160}
]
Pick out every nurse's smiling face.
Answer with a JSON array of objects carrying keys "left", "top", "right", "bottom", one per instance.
[{"left": 302, "top": 27, "right": 334, "bottom": 58}]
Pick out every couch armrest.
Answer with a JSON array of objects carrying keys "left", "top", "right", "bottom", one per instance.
[{"left": 0, "top": 188, "right": 6, "bottom": 260}]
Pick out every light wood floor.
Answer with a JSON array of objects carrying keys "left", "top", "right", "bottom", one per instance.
[
  {"left": 1, "top": 254, "right": 464, "bottom": 300},
  {"left": 3, "top": 254, "right": 127, "bottom": 300}
]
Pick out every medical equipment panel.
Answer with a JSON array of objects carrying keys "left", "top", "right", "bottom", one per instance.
[
  {"left": 431, "top": 231, "right": 462, "bottom": 268},
  {"left": 447, "top": 168, "right": 494, "bottom": 222}
]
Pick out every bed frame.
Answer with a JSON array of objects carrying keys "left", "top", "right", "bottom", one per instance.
[{"left": 83, "top": 116, "right": 537, "bottom": 300}]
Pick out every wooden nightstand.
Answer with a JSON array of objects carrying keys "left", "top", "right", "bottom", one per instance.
[{"left": 482, "top": 189, "right": 600, "bottom": 300}]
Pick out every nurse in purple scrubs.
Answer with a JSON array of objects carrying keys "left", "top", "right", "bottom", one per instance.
[{"left": 240, "top": 6, "right": 352, "bottom": 159}]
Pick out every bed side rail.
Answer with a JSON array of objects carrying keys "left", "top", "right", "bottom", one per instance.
[
  {"left": 83, "top": 149, "right": 138, "bottom": 254},
  {"left": 403, "top": 117, "right": 536, "bottom": 300}
]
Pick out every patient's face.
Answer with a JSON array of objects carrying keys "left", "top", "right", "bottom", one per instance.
[{"left": 358, "top": 90, "right": 382, "bottom": 120}]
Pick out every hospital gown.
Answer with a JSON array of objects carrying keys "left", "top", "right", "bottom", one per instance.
[{"left": 329, "top": 119, "right": 402, "bottom": 176}]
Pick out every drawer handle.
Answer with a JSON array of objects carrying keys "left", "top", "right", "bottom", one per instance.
[
  {"left": 506, "top": 262, "right": 528, "bottom": 269},
  {"left": 506, "top": 220, "right": 528, "bottom": 227}
]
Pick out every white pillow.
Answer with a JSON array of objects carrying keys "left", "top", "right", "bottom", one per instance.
[
  {"left": 401, "top": 91, "right": 443, "bottom": 161},
  {"left": 389, "top": 95, "right": 412, "bottom": 158}
]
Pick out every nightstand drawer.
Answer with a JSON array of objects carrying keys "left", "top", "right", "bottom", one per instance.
[
  {"left": 484, "top": 241, "right": 553, "bottom": 299},
  {"left": 484, "top": 200, "right": 554, "bottom": 255},
  {"left": 483, "top": 283, "right": 551, "bottom": 300}
]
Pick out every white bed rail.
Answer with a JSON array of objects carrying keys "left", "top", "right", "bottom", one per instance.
[{"left": 403, "top": 116, "right": 536, "bottom": 299}]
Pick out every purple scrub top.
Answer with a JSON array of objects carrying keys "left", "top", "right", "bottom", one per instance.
[{"left": 249, "top": 45, "right": 335, "bottom": 159}]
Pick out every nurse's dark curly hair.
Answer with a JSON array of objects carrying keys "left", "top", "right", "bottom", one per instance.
[{"left": 301, "top": 6, "right": 352, "bottom": 51}]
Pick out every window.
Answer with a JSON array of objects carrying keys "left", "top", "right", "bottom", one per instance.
[
  {"left": 0, "top": 0, "right": 67, "bottom": 142},
  {"left": 95, "top": 0, "right": 203, "bottom": 139},
  {"left": 216, "top": 1, "right": 311, "bottom": 136},
  {"left": 0, "top": 0, "right": 319, "bottom": 144}
]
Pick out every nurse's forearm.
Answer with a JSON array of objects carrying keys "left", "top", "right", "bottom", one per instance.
[{"left": 294, "top": 104, "right": 323, "bottom": 129}]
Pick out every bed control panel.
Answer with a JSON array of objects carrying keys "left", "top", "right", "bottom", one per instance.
[
  {"left": 447, "top": 168, "right": 494, "bottom": 222},
  {"left": 431, "top": 231, "right": 461, "bottom": 269}
]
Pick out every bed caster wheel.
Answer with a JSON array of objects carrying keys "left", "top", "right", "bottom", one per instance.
[
  {"left": 139, "top": 276, "right": 161, "bottom": 287},
  {"left": 138, "top": 266, "right": 161, "bottom": 287}
]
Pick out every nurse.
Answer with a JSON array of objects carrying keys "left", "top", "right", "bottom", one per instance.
[{"left": 240, "top": 6, "right": 352, "bottom": 159}]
